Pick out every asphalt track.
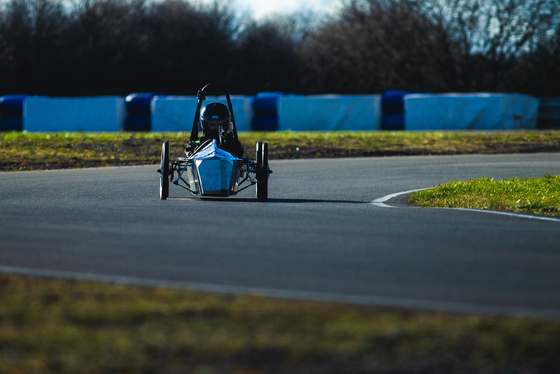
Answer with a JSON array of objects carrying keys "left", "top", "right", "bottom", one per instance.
[{"left": 1, "top": 153, "right": 560, "bottom": 318}]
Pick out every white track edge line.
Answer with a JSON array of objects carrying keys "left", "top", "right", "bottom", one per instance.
[
  {"left": 1, "top": 265, "right": 559, "bottom": 319},
  {"left": 448, "top": 207, "right": 560, "bottom": 222},
  {"left": 370, "top": 188, "right": 428, "bottom": 208},
  {"left": 371, "top": 189, "right": 560, "bottom": 222}
]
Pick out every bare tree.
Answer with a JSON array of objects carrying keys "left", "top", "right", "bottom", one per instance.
[
  {"left": 0, "top": 0, "right": 558, "bottom": 96},
  {"left": 421, "top": 0, "right": 560, "bottom": 92},
  {"left": 229, "top": 17, "right": 305, "bottom": 94},
  {"left": 300, "top": 0, "right": 448, "bottom": 93},
  {"left": 0, "top": 0, "right": 69, "bottom": 94}
]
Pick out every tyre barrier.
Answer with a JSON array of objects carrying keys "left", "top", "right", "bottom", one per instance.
[
  {"left": 537, "top": 98, "right": 560, "bottom": 129},
  {"left": 381, "top": 91, "right": 418, "bottom": 130},
  {"left": 4, "top": 92, "right": 546, "bottom": 132},
  {"left": 124, "top": 115, "right": 152, "bottom": 132},
  {"left": 381, "top": 113, "right": 405, "bottom": 131},
  {"left": 0, "top": 117, "right": 23, "bottom": 132},
  {"left": 0, "top": 95, "right": 26, "bottom": 117},
  {"left": 381, "top": 91, "right": 415, "bottom": 115},
  {"left": 252, "top": 93, "right": 281, "bottom": 131},
  {"left": 124, "top": 93, "right": 155, "bottom": 131},
  {"left": 252, "top": 93, "right": 279, "bottom": 116},
  {"left": 125, "top": 93, "right": 154, "bottom": 117},
  {"left": 252, "top": 115, "right": 278, "bottom": 132},
  {"left": 0, "top": 95, "right": 26, "bottom": 131}
]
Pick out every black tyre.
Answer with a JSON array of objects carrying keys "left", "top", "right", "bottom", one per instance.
[
  {"left": 255, "top": 142, "right": 262, "bottom": 199},
  {"left": 160, "top": 141, "right": 170, "bottom": 200},
  {"left": 256, "top": 142, "right": 263, "bottom": 167},
  {"left": 256, "top": 142, "right": 269, "bottom": 201}
]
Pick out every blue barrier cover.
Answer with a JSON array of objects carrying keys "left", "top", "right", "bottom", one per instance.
[
  {"left": 0, "top": 117, "right": 23, "bottom": 131},
  {"left": 405, "top": 93, "right": 539, "bottom": 130},
  {"left": 24, "top": 97, "right": 125, "bottom": 132},
  {"left": 252, "top": 93, "right": 281, "bottom": 116},
  {"left": 152, "top": 96, "right": 252, "bottom": 132},
  {"left": 381, "top": 91, "right": 416, "bottom": 115},
  {"left": 381, "top": 113, "right": 405, "bottom": 130},
  {"left": 124, "top": 115, "right": 151, "bottom": 132},
  {"left": 252, "top": 115, "right": 278, "bottom": 131},
  {"left": 0, "top": 95, "right": 26, "bottom": 117},
  {"left": 278, "top": 95, "right": 381, "bottom": 131},
  {"left": 125, "top": 93, "right": 155, "bottom": 117}
]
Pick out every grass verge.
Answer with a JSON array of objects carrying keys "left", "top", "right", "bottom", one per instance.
[
  {"left": 408, "top": 175, "right": 560, "bottom": 217},
  {"left": 1, "top": 274, "right": 560, "bottom": 374},
  {"left": 2, "top": 130, "right": 560, "bottom": 171}
]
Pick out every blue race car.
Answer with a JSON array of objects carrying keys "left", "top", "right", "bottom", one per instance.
[{"left": 158, "top": 83, "right": 271, "bottom": 201}]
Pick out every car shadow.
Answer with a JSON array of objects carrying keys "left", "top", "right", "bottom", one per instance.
[{"left": 167, "top": 197, "right": 365, "bottom": 204}]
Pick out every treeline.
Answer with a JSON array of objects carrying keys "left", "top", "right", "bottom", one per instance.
[{"left": 0, "top": 0, "right": 559, "bottom": 97}]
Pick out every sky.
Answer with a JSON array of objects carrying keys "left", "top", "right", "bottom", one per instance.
[{"left": 203, "top": 0, "right": 340, "bottom": 19}]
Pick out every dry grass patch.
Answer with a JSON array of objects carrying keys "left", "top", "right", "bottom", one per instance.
[{"left": 1, "top": 274, "right": 560, "bottom": 373}]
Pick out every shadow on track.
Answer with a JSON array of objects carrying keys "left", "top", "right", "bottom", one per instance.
[{"left": 165, "top": 197, "right": 365, "bottom": 204}]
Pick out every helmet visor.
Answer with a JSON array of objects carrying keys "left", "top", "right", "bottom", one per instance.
[{"left": 202, "top": 119, "right": 228, "bottom": 134}]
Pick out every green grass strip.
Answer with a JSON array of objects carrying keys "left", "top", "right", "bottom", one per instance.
[
  {"left": 1, "top": 274, "right": 560, "bottom": 373},
  {"left": 2, "top": 131, "right": 560, "bottom": 171},
  {"left": 408, "top": 175, "right": 560, "bottom": 217}
]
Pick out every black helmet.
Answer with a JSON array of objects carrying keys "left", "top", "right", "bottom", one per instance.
[{"left": 200, "top": 102, "right": 231, "bottom": 137}]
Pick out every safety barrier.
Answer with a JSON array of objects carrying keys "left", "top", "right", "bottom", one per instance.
[
  {"left": 152, "top": 96, "right": 253, "bottom": 132},
  {"left": 24, "top": 97, "right": 126, "bottom": 132},
  {"left": 380, "top": 91, "right": 416, "bottom": 130},
  {"left": 1, "top": 92, "right": 555, "bottom": 132},
  {"left": 124, "top": 93, "right": 154, "bottom": 131},
  {"left": 404, "top": 93, "right": 539, "bottom": 130},
  {"left": 0, "top": 95, "right": 26, "bottom": 131},
  {"left": 252, "top": 93, "right": 281, "bottom": 131},
  {"left": 278, "top": 95, "right": 381, "bottom": 131},
  {"left": 538, "top": 98, "right": 560, "bottom": 129}
]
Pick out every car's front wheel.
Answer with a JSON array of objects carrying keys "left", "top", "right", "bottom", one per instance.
[
  {"left": 256, "top": 142, "right": 269, "bottom": 201},
  {"left": 160, "top": 141, "right": 170, "bottom": 200}
]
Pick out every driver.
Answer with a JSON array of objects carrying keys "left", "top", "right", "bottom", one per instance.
[{"left": 186, "top": 102, "right": 244, "bottom": 158}]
